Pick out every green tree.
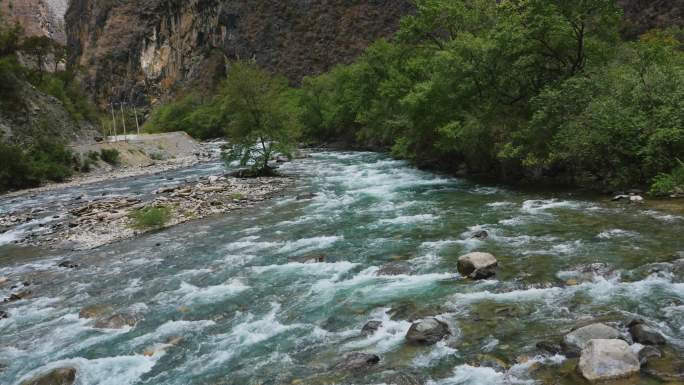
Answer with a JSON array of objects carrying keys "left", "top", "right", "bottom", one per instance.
[{"left": 219, "top": 62, "right": 299, "bottom": 176}]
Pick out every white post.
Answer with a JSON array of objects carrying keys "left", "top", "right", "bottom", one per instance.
[
  {"left": 110, "top": 103, "right": 117, "bottom": 142},
  {"left": 120, "top": 102, "right": 127, "bottom": 141},
  {"left": 133, "top": 104, "right": 140, "bottom": 135}
]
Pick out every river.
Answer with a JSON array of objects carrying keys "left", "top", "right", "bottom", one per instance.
[{"left": 1, "top": 151, "right": 683, "bottom": 384}]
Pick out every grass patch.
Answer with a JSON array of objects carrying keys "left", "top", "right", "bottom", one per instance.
[
  {"left": 100, "top": 148, "right": 120, "bottom": 165},
  {"left": 129, "top": 206, "right": 171, "bottom": 230},
  {"left": 228, "top": 193, "right": 244, "bottom": 200}
]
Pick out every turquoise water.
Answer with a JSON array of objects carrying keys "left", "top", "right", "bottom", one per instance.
[{"left": 0, "top": 151, "right": 683, "bottom": 384}]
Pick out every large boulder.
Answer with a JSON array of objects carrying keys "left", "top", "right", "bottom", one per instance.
[
  {"left": 457, "top": 252, "right": 498, "bottom": 279},
  {"left": 334, "top": 352, "right": 380, "bottom": 371},
  {"left": 405, "top": 318, "right": 450, "bottom": 345},
  {"left": 361, "top": 320, "right": 383, "bottom": 336},
  {"left": 578, "top": 339, "right": 640, "bottom": 382},
  {"left": 629, "top": 320, "right": 666, "bottom": 346},
  {"left": 563, "top": 323, "right": 621, "bottom": 356},
  {"left": 20, "top": 367, "right": 76, "bottom": 385}
]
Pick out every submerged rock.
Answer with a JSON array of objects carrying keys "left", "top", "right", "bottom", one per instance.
[
  {"left": 361, "top": 320, "right": 383, "bottom": 336},
  {"left": 334, "top": 352, "right": 380, "bottom": 371},
  {"left": 5, "top": 290, "right": 32, "bottom": 302},
  {"left": 457, "top": 252, "right": 498, "bottom": 279},
  {"left": 536, "top": 340, "right": 563, "bottom": 355},
  {"left": 296, "top": 193, "right": 317, "bottom": 200},
  {"left": 638, "top": 345, "right": 662, "bottom": 364},
  {"left": 78, "top": 305, "right": 110, "bottom": 319},
  {"left": 578, "top": 339, "right": 640, "bottom": 382},
  {"left": 628, "top": 319, "right": 666, "bottom": 345},
  {"left": 471, "top": 230, "right": 489, "bottom": 240},
  {"left": 405, "top": 318, "right": 450, "bottom": 345},
  {"left": 57, "top": 260, "right": 79, "bottom": 269},
  {"left": 563, "top": 323, "right": 621, "bottom": 356},
  {"left": 0, "top": 310, "right": 8, "bottom": 319},
  {"left": 385, "top": 370, "right": 424, "bottom": 385},
  {"left": 94, "top": 313, "right": 137, "bottom": 329},
  {"left": 377, "top": 261, "right": 412, "bottom": 276},
  {"left": 20, "top": 367, "right": 76, "bottom": 385}
]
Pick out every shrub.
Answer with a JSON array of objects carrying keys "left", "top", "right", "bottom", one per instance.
[
  {"left": 0, "top": 138, "right": 76, "bottom": 192},
  {"left": 650, "top": 160, "right": 684, "bottom": 195},
  {"left": 129, "top": 206, "right": 171, "bottom": 230},
  {"left": 100, "top": 148, "right": 120, "bottom": 165}
]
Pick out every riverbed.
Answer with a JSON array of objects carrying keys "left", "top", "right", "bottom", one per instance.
[{"left": 1, "top": 151, "right": 683, "bottom": 384}]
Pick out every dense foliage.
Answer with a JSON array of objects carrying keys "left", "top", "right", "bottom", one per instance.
[
  {"left": 218, "top": 62, "right": 299, "bottom": 175},
  {"left": 298, "top": 0, "right": 684, "bottom": 192},
  {"left": 146, "top": 62, "right": 300, "bottom": 174},
  {"left": 144, "top": 93, "right": 224, "bottom": 140},
  {"left": 0, "top": 139, "right": 76, "bottom": 192},
  {"left": 143, "top": 0, "right": 683, "bottom": 192}
]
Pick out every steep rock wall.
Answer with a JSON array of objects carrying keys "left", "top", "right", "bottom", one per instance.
[
  {"left": 65, "top": 0, "right": 413, "bottom": 107},
  {"left": 1, "top": 0, "right": 68, "bottom": 44}
]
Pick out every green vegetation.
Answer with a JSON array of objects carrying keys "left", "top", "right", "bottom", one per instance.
[
  {"left": 0, "top": 139, "right": 76, "bottom": 192},
  {"left": 99, "top": 148, "right": 120, "bottom": 165},
  {"left": 141, "top": 0, "right": 684, "bottom": 193},
  {"left": 144, "top": 93, "right": 224, "bottom": 140},
  {"left": 650, "top": 160, "right": 684, "bottom": 196},
  {"left": 129, "top": 206, "right": 172, "bottom": 230},
  {"left": 0, "top": 12, "right": 97, "bottom": 122},
  {"left": 296, "top": 0, "right": 684, "bottom": 193},
  {"left": 218, "top": 62, "right": 299, "bottom": 175}
]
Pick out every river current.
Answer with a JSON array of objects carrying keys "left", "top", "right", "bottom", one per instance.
[{"left": 1, "top": 151, "right": 683, "bottom": 384}]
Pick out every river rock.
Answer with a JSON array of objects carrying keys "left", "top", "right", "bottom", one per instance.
[
  {"left": 563, "top": 323, "right": 621, "bottom": 356},
  {"left": 361, "top": 320, "right": 383, "bottom": 336},
  {"left": 638, "top": 345, "right": 662, "bottom": 364},
  {"left": 5, "top": 290, "right": 32, "bottom": 302},
  {"left": 457, "top": 252, "right": 498, "bottom": 279},
  {"left": 78, "top": 305, "right": 110, "bottom": 319},
  {"left": 334, "top": 352, "right": 380, "bottom": 371},
  {"left": 57, "top": 260, "right": 79, "bottom": 269},
  {"left": 471, "top": 230, "right": 489, "bottom": 240},
  {"left": 296, "top": 192, "right": 316, "bottom": 200},
  {"left": 628, "top": 320, "right": 666, "bottom": 345},
  {"left": 405, "top": 318, "right": 450, "bottom": 345},
  {"left": 536, "top": 340, "right": 563, "bottom": 355},
  {"left": 578, "top": 339, "right": 640, "bottom": 382},
  {"left": 385, "top": 370, "right": 424, "bottom": 385},
  {"left": 94, "top": 313, "right": 137, "bottom": 329},
  {"left": 377, "top": 261, "right": 412, "bottom": 276},
  {"left": 0, "top": 310, "right": 8, "bottom": 319},
  {"left": 0, "top": 276, "right": 7, "bottom": 285},
  {"left": 20, "top": 367, "right": 76, "bottom": 385}
]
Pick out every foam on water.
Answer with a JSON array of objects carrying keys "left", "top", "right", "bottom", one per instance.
[
  {"left": 155, "top": 280, "right": 249, "bottom": 305},
  {"left": 379, "top": 214, "right": 437, "bottom": 225},
  {"left": 277, "top": 236, "right": 343, "bottom": 254}
]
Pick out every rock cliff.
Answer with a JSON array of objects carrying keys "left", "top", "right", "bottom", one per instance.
[
  {"left": 65, "top": 0, "right": 413, "bottom": 107},
  {"left": 1, "top": 0, "right": 68, "bottom": 44},
  {"left": 64, "top": 0, "right": 682, "bottom": 108}
]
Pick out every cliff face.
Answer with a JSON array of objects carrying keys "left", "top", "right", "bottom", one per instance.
[
  {"left": 65, "top": 0, "right": 683, "bottom": 108},
  {"left": 1, "top": 0, "right": 68, "bottom": 44},
  {"left": 65, "top": 0, "right": 413, "bottom": 107}
]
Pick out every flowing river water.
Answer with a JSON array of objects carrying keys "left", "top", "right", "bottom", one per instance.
[{"left": 1, "top": 151, "right": 683, "bottom": 385}]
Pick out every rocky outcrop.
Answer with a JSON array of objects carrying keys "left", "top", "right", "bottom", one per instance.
[
  {"left": 334, "top": 352, "right": 380, "bottom": 371},
  {"left": 563, "top": 323, "right": 622, "bottom": 356},
  {"left": 1, "top": 0, "right": 68, "bottom": 44},
  {"left": 20, "top": 367, "right": 76, "bottom": 385},
  {"left": 578, "top": 339, "right": 640, "bottom": 382},
  {"left": 405, "top": 318, "right": 450, "bottom": 345},
  {"left": 65, "top": 0, "right": 413, "bottom": 107},
  {"left": 457, "top": 252, "right": 498, "bottom": 279}
]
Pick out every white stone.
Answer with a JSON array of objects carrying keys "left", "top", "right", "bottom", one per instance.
[{"left": 579, "top": 339, "right": 640, "bottom": 382}]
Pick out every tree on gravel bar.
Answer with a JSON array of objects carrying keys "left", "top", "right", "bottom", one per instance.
[{"left": 219, "top": 61, "right": 300, "bottom": 176}]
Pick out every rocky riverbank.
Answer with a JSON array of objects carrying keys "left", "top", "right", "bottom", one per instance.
[{"left": 2, "top": 173, "right": 293, "bottom": 251}]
